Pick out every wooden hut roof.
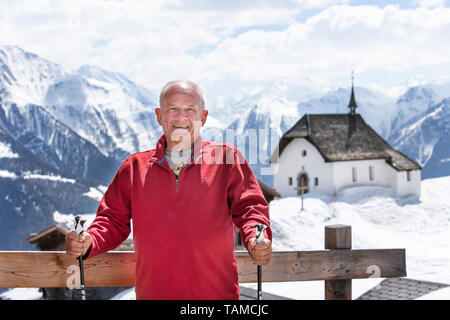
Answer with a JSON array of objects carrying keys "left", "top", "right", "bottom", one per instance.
[
  {"left": 257, "top": 179, "right": 281, "bottom": 199},
  {"left": 27, "top": 224, "right": 68, "bottom": 244}
]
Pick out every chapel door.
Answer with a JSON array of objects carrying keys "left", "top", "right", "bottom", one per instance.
[{"left": 297, "top": 173, "right": 309, "bottom": 195}]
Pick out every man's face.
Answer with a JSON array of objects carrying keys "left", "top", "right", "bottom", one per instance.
[{"left": 155, "top": 86, "right": 208, "bottom": 150}]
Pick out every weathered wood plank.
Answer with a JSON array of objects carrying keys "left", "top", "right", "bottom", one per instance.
[
  {"left": 325, "top": 224, "right": 352, "bottom": 250},
  {"left": 236, "top": 249, "right": 406, "bottom": 283},
  {"left": 324, "top": 224, "right": 352, "bottom": 300},
  {"left": 0, "top": 249, "right": 406, "bottom": 288},
  {"left": 0, "top": 251, "right": 135, "bottom": 288}
]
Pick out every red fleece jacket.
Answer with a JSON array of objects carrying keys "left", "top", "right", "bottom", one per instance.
[{"left": 85, "top": 135, "right": 271, "bottom": 300}]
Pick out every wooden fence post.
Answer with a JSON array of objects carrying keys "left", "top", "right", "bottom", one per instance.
[{"left": 325, "top": 224, "right": 352, "bottom": 300}]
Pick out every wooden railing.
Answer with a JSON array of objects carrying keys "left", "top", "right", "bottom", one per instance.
[{"left": 0, "top": 225, "right": 406, "bottom": 300}]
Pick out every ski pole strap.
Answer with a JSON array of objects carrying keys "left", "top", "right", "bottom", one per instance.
[
  {"left": 74, "top": 216, "right": 86, "bottom": 235},
  {"left": 255, "top": 223, "right": 267, "bottom": 243}
]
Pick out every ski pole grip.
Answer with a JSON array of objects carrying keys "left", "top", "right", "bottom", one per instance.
[
  {"left": 255, "top": 224, "right": 267, "bottom": 244},
  {"left": 74, "top": 216, "right": 86, "bottom": 236}
]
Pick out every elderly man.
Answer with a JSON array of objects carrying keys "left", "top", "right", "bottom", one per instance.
[{"left": 66, "top": 80, "right": 272, "bottom": 300}]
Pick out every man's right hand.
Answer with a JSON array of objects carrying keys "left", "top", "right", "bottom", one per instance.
[{"left": 65, "top": 230, "right": 92, "bottom": 257}]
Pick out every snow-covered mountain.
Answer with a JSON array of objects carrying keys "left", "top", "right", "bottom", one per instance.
[
  {"left": 0, "top": 126, "right": 102, "bottom": 250},
  {"left": 3, "top": 45, "right": 449, "bottom": 184},
  {"left": 0, "top": 46, "right": 161, "bottom": 250},
  {"left": 225, "top": 90, "right": 300, "bottom": 185},
  {"left": 0, "top": 101, "right": 120, "bottom": 182},
  {"left": 0, "top": 46, "right": 67, "bottom": 106},
  {"left": 1, "top": 46, "right": 162, "bottom": 162},
  {"left": 228, "top": 89, "right": 299, "bottom": 137},
  {"left": 1, "top": 45, "right": 450, "bottom": 251},
  {"left": 384, "top": 83, "right": 450, "bottom": 176},
  {"left": 231, "top": 82, "right": 450, "bottom": 181},
  {"left": 45, "top": 65, "right": 161, "bottom": 159},
  {"left": 391, "top": 82, "right": 450, "bottom": 135},
  {"left": 423, "top": 129, "right": 450, "bottom": 179},
  {"left": 297, "top": 86, "right": 397, "bottom": 138},
  {"left": 388, "top": 97, "right": 450, "bottom": 178}
]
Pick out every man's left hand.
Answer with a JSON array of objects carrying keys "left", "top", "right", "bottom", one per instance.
[{"left": 248, "top": 238, "right": 272, "bottom": 266}]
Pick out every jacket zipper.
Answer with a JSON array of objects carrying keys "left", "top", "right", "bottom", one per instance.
[
  {"left": 174, "top": 163, "right": 193, "bottom": 193},
  {"left": 152, "top": 159, "right": 192, "bottom": 193}
]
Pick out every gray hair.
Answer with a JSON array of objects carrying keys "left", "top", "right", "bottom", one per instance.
[{"left": 159, "top": 80, "right": 205, "bottom": 110}]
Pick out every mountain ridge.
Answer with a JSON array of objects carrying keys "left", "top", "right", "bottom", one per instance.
[{"left": 0, "top": 45, "right": 449, "bottom": 250}]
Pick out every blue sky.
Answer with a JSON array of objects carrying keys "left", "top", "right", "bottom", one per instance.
[{"left": 1, "top": 0, "right": 450, "bottom": 105}]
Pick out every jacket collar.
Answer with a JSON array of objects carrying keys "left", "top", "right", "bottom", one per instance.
[{"left": 150, "top": 134, "right": 206, "bottom": 165}]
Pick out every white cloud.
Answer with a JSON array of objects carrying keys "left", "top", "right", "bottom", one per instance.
[
  {"left": 415, "top": 0, "right": 447, "bottom": 8},
  {"left": 1, "top": 1, "right": 450, "bottom": 107},
  {"left": 196, "top": 5, "right": 450, "bottom": 83}
]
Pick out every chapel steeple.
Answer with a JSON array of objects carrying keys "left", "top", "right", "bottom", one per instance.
[{"left": 348, "top": 71, "right": 358, "bottom": 114}]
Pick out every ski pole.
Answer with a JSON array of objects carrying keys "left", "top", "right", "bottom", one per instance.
[
  {"left": 254, "top": 223, "right": 267, "bottom": 301},
  {"left": 74, "top": 216, "right": 87, "bottom": 300}
]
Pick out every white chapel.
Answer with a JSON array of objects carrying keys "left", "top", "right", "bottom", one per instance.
[{"left": 269, "top": 83, "right": 422, "bottom": 198}]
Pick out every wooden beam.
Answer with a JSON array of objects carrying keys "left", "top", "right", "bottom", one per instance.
[
  {"left": 236, "top": 249, "right": 405, "bottom": 283},
  {"left": 0, "top": 249, "right": 406, "bottom": 288},
  {"left": 0, "top": 251, "right": 135, "bottom": 288},
  {"left": 324, "top": 224, "right": 352, "bottom": 300}
]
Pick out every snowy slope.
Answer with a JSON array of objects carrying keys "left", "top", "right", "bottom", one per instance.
[
  {"left": 45, "top": 64, "right": 162, "bottom": 158},
  {"left": 392, "top": 82, "right": 450, "bottom": 135},
  {"left": 0, "top": 101, "right": 121, "bottom": 182},
  {"left": 0, "top": 46, "right": 162, "bottom": 162},
  {"left": 387, "top": 83, "right": 450, "bottom": 178},
  {"left": 228, "top": 91, "right": 299, "bottom": 139},
  {"left": 0, "top": 128, "right": 103, "bottom": 250},
  {"left": 0, "top": 46, "right": 67, "bottom": 106},
  {"left": 422, "top": 125, "right": 450, "bottom": 178},
  {"left": 389, "top": 98, "right": 450, "bottom": 176}
]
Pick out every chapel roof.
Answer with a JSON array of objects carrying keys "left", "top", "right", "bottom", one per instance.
[{"left": 269, "top": 113, "right": 421, "bottom": 172}]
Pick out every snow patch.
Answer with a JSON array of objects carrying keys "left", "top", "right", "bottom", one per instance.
[
  {"left": 0, "top": 288, "right": 42, "bottom": 300},
  {"left": 83, "top": 186, "right": 106, "bottom": 201},
  {"left": 22, "top": 172, "right": 76, "bottom": 184},
  {"left": 417, "top": 286, "right": 450, "bottom": 300},
  {"left": 0, "top": 141, "right": 19, "bottom": 158},
  {"left": 0, "top": 170, "right": 18, "bottom": 179},
  {"left": 110, "top": 287, "right": 136, "bottom": 300},
  {"left": 242, "top": 176, "right": 450, "bottom": 300}
]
